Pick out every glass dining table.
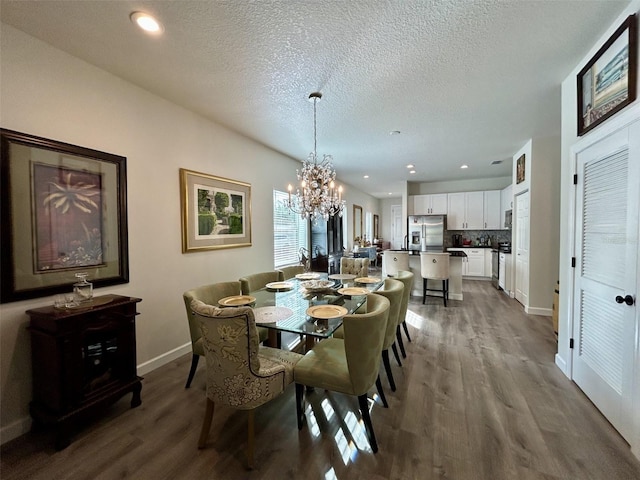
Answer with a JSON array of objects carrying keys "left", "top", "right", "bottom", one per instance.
[{"left": 248, "top": 273, "right": 384, "bottom": 350}]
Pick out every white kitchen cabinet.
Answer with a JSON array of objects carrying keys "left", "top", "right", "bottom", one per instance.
[
  {"left": 447, "top": 248, "right": 485, "bottom": 277},
  {"left": 483, "top": 190, "right": 501, "bottom": 229},
  {"left": 413, "top": 194, "right": 448, "bottom": 215},
  {"left": 484, "top": 249, "right": 493, "bottom": 278},
  {"left": 500, "top": 184, "right": 513, "bottom": 228},
  {"left": 447, "top": 192, "right": 484, "bottom": 230}
]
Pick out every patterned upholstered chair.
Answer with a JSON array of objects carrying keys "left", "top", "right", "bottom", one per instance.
[
  {"left": 183, "top": 281, "right": 268, "bottom": 388},
  {"left": 294, "top": 293, "right": 390, "bottom": 453},
  {"left": 340, "top": 257, "right": 369, "bottom": 277},
  {"left": 394, "top": 270, "right": 414, "bottom": 357},
  {"left": 278, "top": 265, "right": 304, "bottom": 280},
  {"left": 191, "top": 300, "right": 302, "bottom": 468},
  {"left": 239, "top": 271, "right": 284, "bottom": 294}
]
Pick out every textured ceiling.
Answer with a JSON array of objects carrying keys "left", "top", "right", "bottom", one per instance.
[{"left": 0, "top": 0, "right": 629, "bottom": 197}]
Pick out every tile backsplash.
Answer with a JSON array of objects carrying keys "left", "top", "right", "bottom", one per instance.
[{"left": 445, "top": 229, "right": 512, "bottom": 249}]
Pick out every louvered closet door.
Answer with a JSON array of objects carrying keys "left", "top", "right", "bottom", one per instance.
[{"left": 572, "top": 123, "right": 639, "bottom": 444}]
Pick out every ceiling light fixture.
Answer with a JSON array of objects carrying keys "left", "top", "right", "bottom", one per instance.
[
  {"left": 363, "top": 175, "right": 370, "bottom": 179},
  {"left": 406, "top": 164, "right": 414, "bottom": 169},
  {"left": 130, "top": 12, "right": 164, "bottom": 34},
  {"left": 286, "top": 92, "right": 345, "bottom": 222},
  {"left": 409, "top": 170, "right": 416, "bottom": 174},
  {"left": 460, "top": 164, "right": 469, "bottom": 169},
  {"left": 390, "top": 130, "right": 401, "bottom": 135}
]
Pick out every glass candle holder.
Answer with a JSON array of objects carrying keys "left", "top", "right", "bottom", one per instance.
[{"left": 73, "top": 273, "right": 93, "bottom": 303}]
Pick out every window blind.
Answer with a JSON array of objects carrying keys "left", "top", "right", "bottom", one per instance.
[{"left": 273, "top": 190, "right": 308, "bottom": 269}]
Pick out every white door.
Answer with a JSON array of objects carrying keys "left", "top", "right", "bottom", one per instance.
[
  {"left": 391, "top": 205, "right": 403, "bottom": 250},
  {"left": 572, "top": 124, "right": 639, "bottom": 443},
  {"left": 514, "top": 191, "right": 529, "bottom": 306}
]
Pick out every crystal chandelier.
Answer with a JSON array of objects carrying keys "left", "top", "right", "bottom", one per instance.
[{"left": 286, "top": 92, "right": 345, "bottom": 222}]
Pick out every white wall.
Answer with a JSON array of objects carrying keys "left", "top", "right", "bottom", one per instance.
[
  {"left": 0, "top": 25, "right": 378, "bottom": 443},
  {"left": 408, "top": 177, "right": 511, "bottom": 195},
  {"left": 557, "top": 1, "right": 640, "bottom": 460}
]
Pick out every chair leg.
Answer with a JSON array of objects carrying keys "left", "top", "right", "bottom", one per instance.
[
  {"left": 358, "top": 394, "right": 379, "bottom": 453},
  {"left": 247, "top": 409, "right": 255, "bottom": 469},
  {"left": 442, "top": 280, "right": 448, "bottom": 307},
  {"left": 375, "top": 374, "right": 388, "bottom": 408},
  {"left": 295, "top": 383, "right": 305, "bottom": 430},
  {"left": 396, "top": 325, "right": 407, "bottom": 358},
  {"left": 382, "top": 349, "right": 396, "bottom": 392},
  {"left": 198, "top": 398, "right": 215, "bottom": 448},
  {"left": 402, "top": 320, "right": 412, "bottom": 343},
  {"left": 391, "top": 341, "right": 402, "bottom": 367},
  {"left": 185, "top": 354, "right": 200, "bottom": 388},
  {"left": 422, "top": 278, "right": 427, "bottom": 304}
]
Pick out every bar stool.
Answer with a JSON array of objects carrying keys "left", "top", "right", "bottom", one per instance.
[{"left": 420, "top": 252, "right": 450, "bottom": 306}]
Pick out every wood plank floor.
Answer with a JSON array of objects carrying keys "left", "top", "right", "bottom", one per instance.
[{"left": 3, "top": 280, "right": 640, "bottom": 479}]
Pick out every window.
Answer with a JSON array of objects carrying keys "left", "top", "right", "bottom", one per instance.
[{"left": 273, "top": 190, "right": 308, "bottom": 269}]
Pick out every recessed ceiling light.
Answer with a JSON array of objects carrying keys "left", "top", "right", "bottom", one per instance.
[
  {"left": 130, "top": 12, "right": 164, "bottom": 34},
  {"left": 406, "top": 164, "right": 414, "bottom": 169},
  {"left": 363, "top": 175, "right": 369, "bottom": 179},
  {"left": 390, "top": 130, "right": 401, "bottom": 135},
  {"left": 460, "top": 164, "right": 469, "bottom": 169},
  {"left": 388, "top": 192, "right": 393, "bottom": 195},
  {"left": 409, "top": 170, "right": 416, "bottom": 174}
]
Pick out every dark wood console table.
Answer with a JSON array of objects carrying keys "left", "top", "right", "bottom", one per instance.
[{"left": 26, "top": 294, "right": 142, "bottom": 449}]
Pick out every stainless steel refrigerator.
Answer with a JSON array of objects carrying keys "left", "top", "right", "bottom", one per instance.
[{"left": 407, "top": 215, "right": 446, "bottom": 252}]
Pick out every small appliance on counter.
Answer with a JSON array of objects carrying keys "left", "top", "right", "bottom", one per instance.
[{"left": 452, "top": 234, "right": 462, "bottom": 247}]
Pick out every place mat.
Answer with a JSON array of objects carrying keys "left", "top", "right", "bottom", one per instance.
[
  {"left": 328, "top": 273, "right": 356, "bottom": 281},
  {"left": 306, "top": 305, "right": 348, "bottom": 320},
  {"left": 254, "top": 306, "right": 293, "bottom": 324},
  {"left": 295, "top": 272, "right": 321, "bottom": 280},
  {"left": 354, "top": 277, "right": 381, "bottom": 284},
  {"left": 337, "top": 287, "right": 370, "bottom": 297},
  {"left": 218, "top": 295, "right": 256, "bottom": 307},
  {"left": 265, "top": 281, "right": 294, "bottom": 291},
  {"left": 301, "top": 279, "right": 335, "bottom": 292}
]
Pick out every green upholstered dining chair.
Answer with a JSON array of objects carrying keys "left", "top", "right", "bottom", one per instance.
[
  {"left": 182, "top": 281, "right": 268, "bottom": 388},
  {"left": 191, "top": 300, "right": 302, "bottom": 469},
  {"left": 332, "top": 279, "right": 403, "bottom": 391},
  {"left": 239, "top": 271, "right": 284, "bottom": 294},
  {"left": 340, "top": 257, "right": 370, "bottom": 277},
  {"left": 294, "top": 293, "right": 390, "bottom": 453},
  {"left": 372, "top": 278, "right": 404, "bottom": 392},
  {"left": 278, "top": 265, "right": 304, "bottom": 280},
  {"left": 393, "top": 270, "right": 414, "bottom": 358}
]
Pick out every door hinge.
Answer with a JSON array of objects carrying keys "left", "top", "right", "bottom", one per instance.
[
  {"left": 573, "top": 174, "right": 578, "bottom": 185},
  {"left": 570, "top": 338, "right": 574, "bottom": 349},
  {"left": 571, "top": 257, "right": 576, "bottom": 268}
]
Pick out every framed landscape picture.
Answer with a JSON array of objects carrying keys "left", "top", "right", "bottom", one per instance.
[
  {"left": 0, "top": 129, "right": 129, "bottom": 303},
  {"left": 577, "top": 14, "right": 637, "bottom": 136},
  {"left": 180, "top": 168, "right": 252, "bottom": 252}
]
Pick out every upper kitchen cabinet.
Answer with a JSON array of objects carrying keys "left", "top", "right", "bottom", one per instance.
[
  {"left": 413, "top": 194, "right": 448, "bottom": 215},
  {"left": 500, "top": 184, "right": 513, "bottom": 224},
  {"left": 483, "top": 190, "right": 501, "bottom": 229},
  {"left": 448, "top": 191, "right": 484, "bottom": 229}
]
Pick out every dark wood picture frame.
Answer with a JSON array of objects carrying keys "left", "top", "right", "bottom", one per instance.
[
  {"left": 0, "top": 129, "right": 129, "bottom": 303},
  {"left": 577, "top": 14, "right": 637, "bottom": 136}
]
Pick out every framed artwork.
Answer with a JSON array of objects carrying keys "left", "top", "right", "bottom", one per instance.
[
  {"left": 577, "top": 14, "right": 637, "bottom": 136},
  {"left": 0, "top": 129, "right": 129, "bottom": 303},
  {"left": 516, "top": 154, "right": 525, "bottom": 184},
  {"left": 180, "top": 168, "right": 251, "bottom": 252}
]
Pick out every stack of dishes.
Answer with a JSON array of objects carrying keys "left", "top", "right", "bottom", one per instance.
[
  {"left": 295, "top": 272, "right": 321, "bottom": 280},
  {"left": 300, "top": 279, "right": 335, "bottom": 292}
]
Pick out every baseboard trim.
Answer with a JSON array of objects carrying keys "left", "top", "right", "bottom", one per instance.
[
  {"left": 1, "top": 343, "right": 193, "bottom": 446},
  {"left": 525, "top": 306, "right": 552, "bottom": 316},
  {"left": 555, "top": 353, "right": 569, "bottom": 377},
  {"left": 137, "top": 343, "right": 191, "bottom": 376}
]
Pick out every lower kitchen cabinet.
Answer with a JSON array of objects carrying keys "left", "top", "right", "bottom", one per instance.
[{"left": 447, "top": 248, "right": 486, "bottom": 277}]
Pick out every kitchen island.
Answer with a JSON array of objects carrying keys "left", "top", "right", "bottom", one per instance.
[{"left": 383, "top": 250, "right": 465, "bottom": 301}]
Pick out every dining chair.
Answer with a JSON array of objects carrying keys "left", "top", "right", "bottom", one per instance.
[
  {"left": 420, "top": 252, "right": 450, "bottom": 306},
  {"left": 340, "top": 257, "right": 369, "bottom": 277},
  {"left": 278, "top": 265, "right": 304, "bottom": 280},
  {"left": 393, "top": 270, "right": 414, "bottom": 357},
  {"left": 239, "top": 271, "right": 284, "bottom": 294},
  {"left": 294, "top": 293, "right": 390, "bottom": 453},
  {"left": 183, "top": 281, "right": 268, "bottom": 388},
  {"left": 191, "top": 300, "right": 302, "bottom": 469},
  {"left": 372, "top": 278, "right": 404, "bottom": 392}
]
